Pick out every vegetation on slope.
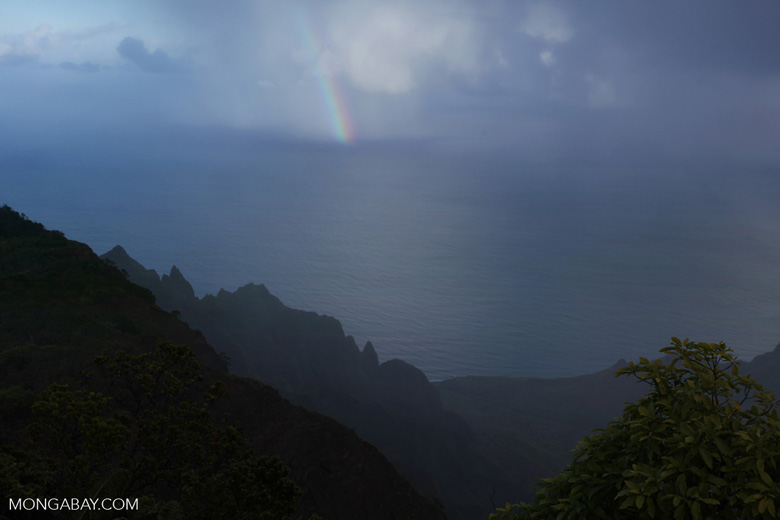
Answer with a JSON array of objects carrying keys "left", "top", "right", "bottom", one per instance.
[
  {"left": 2, "top": 342, "right": 310, "bottom": 519},
  {"left": 493, "top": 338, "right": 780, "bottom": 520},
  {"left": 0, "top": 205, "right": 447, "bottom": 520},
  {"left": 103, "top": 244, "right": 487, "bottom": 520}
]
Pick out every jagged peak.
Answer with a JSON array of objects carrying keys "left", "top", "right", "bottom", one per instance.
[
  {"left": 378, "top": 358, "right": 431, "bottom": 385},
  {"left": 168, "top": 265, "right": 185, "bottom": 279},
  {"left": 100, "top": 245, "right": 162, "bottom": 284},
  {"left": 360, "top": 341, "right": 379, "bottom": 371},
  {"left": 105, "top": 244, "right": 128, "bottom": 256},
  {"left": 221, "top": 283, "right": 283, "bottom": 306},
  {"left": 234, "top": 282, "right": 271, "bottom": 295},
  {"left": 161, "top": 265, "right": 196, "bottom": 301}
]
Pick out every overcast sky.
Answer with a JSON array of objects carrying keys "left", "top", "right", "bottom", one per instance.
[{"left": 2, "top": 0, "right": 780, "bottom": 165}]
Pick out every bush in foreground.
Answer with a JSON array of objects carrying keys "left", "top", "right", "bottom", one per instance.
[
  {"left": 1, "top": 342, "right": 317, "bottom": 520},
  {"left": 493, "top": 338, "right": 780, "bottom": 520}
]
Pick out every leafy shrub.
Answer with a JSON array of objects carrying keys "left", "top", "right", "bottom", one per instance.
[{"left": 494, "top": 338, "right": 780, "bottom": 520}]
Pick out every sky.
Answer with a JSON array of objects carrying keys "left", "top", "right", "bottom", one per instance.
[
  {"left": 3, "top": 1, "right": 780, "bottom": 377},
  {"left": 2, "top": 0, "right": 780, "bottom": 164}
]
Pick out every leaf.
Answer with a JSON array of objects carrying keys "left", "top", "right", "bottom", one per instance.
[
  {"left": 676, "top": 474, "right": 687, "bottom": 495},
  {"left": 691, "top": 500, "right": 701, "bottom": 520},
  {"left": 660, "top": 469, "right": 676, "bottom": 480},
  {"left": 706, "top": 475, "right": 727, "bottom": 487},
  {"left": 710, "top": 415, "right": 722, "bottom": 430},
  {"left": 619, "top": 496, "right": 634, "bottom": 510},
  {"left": 713, "top": 436, "right": 730, "bottom": 456},
  {"left": 698, "top": 446, "right": 713, "bottom": 469}
]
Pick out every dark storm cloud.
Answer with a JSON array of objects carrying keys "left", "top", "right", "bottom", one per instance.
[
  {"left": 3, "top": 0, "right": 780, "bottom": 163},
  {"left": 117, "top": 37, "right": 180, "bottom": 74},
  {"left": 425, "top": 0, "right": 780, "bottom": 164},
  {"left": 564, "top": 1, "right": 780, "bottom": 76},
  {"left": 100, "top": 0, "right": 780, "bottom": 159}
]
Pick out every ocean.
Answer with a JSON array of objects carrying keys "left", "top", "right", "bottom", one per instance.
[{"left": 5, "top": 142, "right": 780, "bottom": 380}]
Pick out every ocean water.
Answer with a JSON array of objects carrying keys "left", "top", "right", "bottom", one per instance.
[{"left": 5, "top": 143, "right": 780, "bottom": 380}]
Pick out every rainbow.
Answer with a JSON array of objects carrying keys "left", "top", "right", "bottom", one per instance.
[{"left": 295, "top": 10, "right": 355, "bottom": 144}]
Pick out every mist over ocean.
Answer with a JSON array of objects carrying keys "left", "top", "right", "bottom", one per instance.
[{"left": 6, "top": 143, "right": 780, "bottom": 380}]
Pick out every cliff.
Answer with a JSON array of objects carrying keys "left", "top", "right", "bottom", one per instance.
[
  {"left": 100, "top": 243, "right": 672, "bottom": 518},
  {"left": 0, "top": 205, "right": 445, "bottom": 520},
  {"left": 102, "top": 244, "right": 491, "bottom": 520}
]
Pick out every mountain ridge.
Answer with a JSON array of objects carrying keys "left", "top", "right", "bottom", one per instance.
[
  {"left": 100, "top": 244, "right": 659, "bottom": 517},
  {"left": 101, "top": 240, "right": 780, "bottom": 519},
  {"left": 102, "top": 244, "right": 490, "bottom": 520},
  {"left": 0, "top": 205, "right": 446, "bottom": 520}
]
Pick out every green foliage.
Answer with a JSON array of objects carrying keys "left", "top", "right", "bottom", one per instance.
[
  {"left": 493, "top": 338, "right": 780, "bottom": 520},
  {"left": 1, "top": 342, "right": 316, "bottom": 519},
  {"left": 0, "top": 205, "right": 48, "bottom": 239},
  {"left": 1, "top": 205, "right": 155, "bottom": 344}
]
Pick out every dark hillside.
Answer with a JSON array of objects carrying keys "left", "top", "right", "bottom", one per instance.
[
  {"left": 102, "top": 243, "right": 676, "bottom": 518},
  {"left": 0, "top": 205, "right": 445, "bottom": 520},
  {"left": 435, "top": 340, "right": 780, "bottom": 509},
  {"left": 740, "top": 342, "right": 780, "bottom": 396},
  {"left": 103, "top": 244, "right": 496, "bottom": 520},
  {"left": 435, "top": 362, "right": 648, "bottom": 503},
  {"left": 101, "top": 230, "right": 780, "bottom": 518}
]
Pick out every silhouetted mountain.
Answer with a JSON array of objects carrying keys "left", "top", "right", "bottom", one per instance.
[
  {"left": 0, "top": 206, "right": 445, "bottom": 520},
  {"left": 434, "top": 342, "right": 780, "bottom": 507},
  {"left": 101, "top": 240, "right": 780, "bottom": 519},
  {"left": 741, "top": 342, "right": 780, "bottom": 395},
  {"left": 11, "top": 203, "right": 780, "bottom": 519},
  {"left": 435, "top": 361, "right": 648, "bottom": 502},
  {"left": 103, "top": 244, "right": 492, "bottom": 519}
]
